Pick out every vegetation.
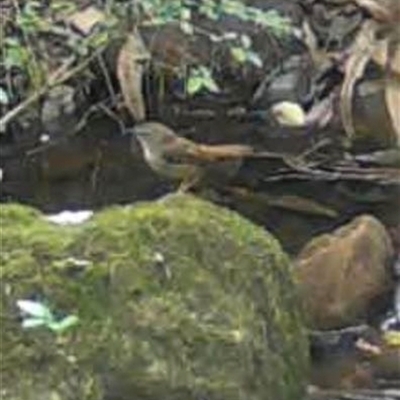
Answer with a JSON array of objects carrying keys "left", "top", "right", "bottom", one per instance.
[
  {"left": 0, "top": 195, "right": 309, "bottom": 400},
  {"left": 0, "top": 0, "right": 292, "bottom": 121}
]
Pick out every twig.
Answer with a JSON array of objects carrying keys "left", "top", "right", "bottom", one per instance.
[
  {"left": 0, "top": 57, "right": 73, "bottom": 132},
  {"left": 96, "top": 53, "right": 118, "bottom": 106},
  {"left": 97, "top": 102, "right": 126, "bottom": 133},
  {"left": 90, "top": 146, "right": 103, "bottom": 193},
  {"left": 262, "top": 167, "right": 400, "bottom": 185}
]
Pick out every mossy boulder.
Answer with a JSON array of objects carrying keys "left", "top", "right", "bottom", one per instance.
[{"left": 0, "top": 194, "right": 309, "bottom": 400}]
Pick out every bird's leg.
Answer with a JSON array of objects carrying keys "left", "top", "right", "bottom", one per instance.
[{"left": 177, "top": 172, "right": 201, "bottom": 193}]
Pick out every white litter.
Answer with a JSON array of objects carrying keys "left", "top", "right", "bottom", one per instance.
[{"left": 45, "top": 210, "right": 93, "bottom": 225}]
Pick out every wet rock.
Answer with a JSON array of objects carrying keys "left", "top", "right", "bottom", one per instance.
[
  {"left": 309, "top": 323, "right": 400, "bottom": 390},
  {"left": 309, "top": 326, "right": 375, "bottom": 389},
  {"left": 372, "top": 342, "right": 400, "bottom": 382},
  {"left": 295, "top": 215, "right": 394, "bottom": 329},
  {"left": 310, "top": 351, "right": 374, "bottom": 390},
  {"left": 352, "top": 79, "right": 400, "bottom": 150},
  {"left": 0, "top": 194, "right": 308, "bottom": 400}
]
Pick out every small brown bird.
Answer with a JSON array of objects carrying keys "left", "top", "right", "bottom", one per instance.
[{"left": 132, "top": 122, "right": 257, "bottom": 191}]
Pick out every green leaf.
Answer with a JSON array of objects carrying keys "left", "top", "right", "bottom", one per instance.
[
  {"left": 50, "top": 0, "right": 77, "bottom": 14},
  {"left": 246, "top": 50, "right": 263, "bottom": 68},
  {"left": 199, "top": 0, "right": 219, "bottom": 20},
  {"left": 203, "top": 76, "right": 220, "bottom": 93},
  {"left": 186, "top": 66, "right": 220, "bottom": 95},
  {"left": 221, "top": 0, "right": 246, "bottom": 16},
  {"left": 4, "top": 37, "right": 21, "bottom": 47},
  {"left": 180, "top": 7, "right": 191, "bottom": 20},
  {"left": 22, "top": 317, "right": 46, "bottom": 329},
  {"left": 4, "top": 46, "right": 28, "bottom": 69},
  {"left": 187, "top": 76, "right": 204, "bottom": 95},
  {"left": 197, "top": 65, "right": 212, "bottom": 77},
  {"left": 180, "top": 21, "right": 194, "bottom": 35},
  {"left": 252, "top": 10, "right": 292, "bottom": 36},
  {"left": 88, "top": 30, "right": 110, "bottom": 48},
  {"left": 240, "top": 34, "right": 251, "bottom": 49},
  {"left": 230, "top": 47, "right": 247, "bottom": 64},
  {"left": 0, "top": 87, "right": 10, "bottom": 105},
  {"left": 48, "top": 315, "right": 79, "bottom": 333},
  {"left": 198, "top": 66, "right": 219, "bottom": 92}
]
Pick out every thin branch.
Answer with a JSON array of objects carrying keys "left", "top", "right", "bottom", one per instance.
[
  {"left": 96, "top": 53, "right": 118, "bottom": 106},
  {"left": 261, "top": 164, "right": 400, "bottom": 185},
  {"left": 0, "top": 46, "right": 107, "bottom": 132}
]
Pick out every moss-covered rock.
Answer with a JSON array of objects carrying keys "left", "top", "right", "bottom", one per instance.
[{"left": 0, "top": 195, "right": 309, "bottom": 400}]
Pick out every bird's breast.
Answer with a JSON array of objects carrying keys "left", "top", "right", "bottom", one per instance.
[{"left": 142, "top": 145, "right": 197, "bottom": 180}]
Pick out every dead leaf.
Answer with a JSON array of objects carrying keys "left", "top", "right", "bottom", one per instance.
[
  {"left": 385, "top": 78, "right": 400, "bottom": 146},
  {"left": 355, "top": 338, "right": 383, "bottom": 356},
  {"left": 117, "top": 29, "right": 150, "bottom": 122},
  {"left": 372, "top": 39, "right": 400, "bottom": 78},
  {"left": 354, "top": 0, "right": 400, "bottom": 24},
  {"left": 304, "top": 94, "right": 335, "bottom": 129},
  {"left": 301, "top": 20, "right": 338, "bottom": 68},
  {"left": 340, "top": 20, "right": 377, "bottom": 141},
  {"left": 67, "top": 6, "right": 106, "bottom": 35},
  {"left": 230, "top": 187, "right": 337, "bottom": 218},
  {"left": 353, "top": 0, "right": 393, "bottom": 23},
  {"left": 263, "top": 194, "right": 338, "bottom": 218}
]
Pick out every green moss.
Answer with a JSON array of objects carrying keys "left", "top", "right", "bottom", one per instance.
[
  {"left": 0, "top": 194, "right": 309, "bottom": 400},
  {"left": 0, "top": 203, "right": 41, "bottom": 226}
]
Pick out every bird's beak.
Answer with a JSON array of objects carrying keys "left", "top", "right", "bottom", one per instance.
[{"left": 130, "top": 125, "right": 150, "bottom": 137}]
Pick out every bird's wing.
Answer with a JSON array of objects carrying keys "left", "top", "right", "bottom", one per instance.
[
  {"left": 160, "top": 134, "right": 254, "bottom": 164},
  {"left": 160, "top": 137, "right": 200, "bottom": 165},
  {"left": 188, "top": 143, "right": 254, "bottom": 162}
]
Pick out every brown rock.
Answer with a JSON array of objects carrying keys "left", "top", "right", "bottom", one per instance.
[{"left": 295, "top": 215, "right": 394, "bottom": 329}]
